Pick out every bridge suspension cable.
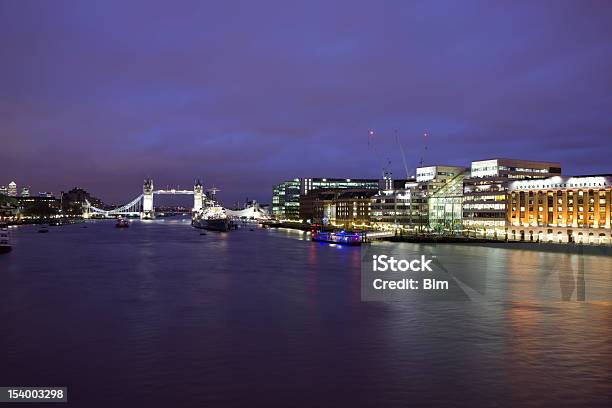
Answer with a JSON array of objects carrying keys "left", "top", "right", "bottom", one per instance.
[{"left": 84, "top": 194, "right": 144, "bottom": 217}]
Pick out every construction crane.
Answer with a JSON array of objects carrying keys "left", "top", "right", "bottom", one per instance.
[
  {"left": 395, "top": 129, "right": 411, "bottom": 180},
  {"left": 418, "top": 129, "right": 429, "bottom": 168},
  {"left": 368, "top": 129, "right": 392, "bottom": 179}
]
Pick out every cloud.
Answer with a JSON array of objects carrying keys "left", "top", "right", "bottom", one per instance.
[{"left": 1, "top": 0, "right": 611, "bottom": 203}]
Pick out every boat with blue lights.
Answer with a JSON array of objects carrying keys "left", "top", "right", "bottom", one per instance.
[{"left": 311, "top": 230, "right": 364, "bottom": 246}]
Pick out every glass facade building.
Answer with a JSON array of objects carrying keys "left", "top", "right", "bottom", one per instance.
[
  {"left": 272, "top": 179, "right": 301, "bottom": 220},
  {"left": 428, "top": 172, "right": 466, "bottom": 234},
  {"left": 371, "top": 166, "right": 466, "bottom": 231},
  {"left": 273, "top": 178, "right": 379, "bottom": 221},
  {"left": 300, "top": 178, "right": 379, "bottom": 196}
]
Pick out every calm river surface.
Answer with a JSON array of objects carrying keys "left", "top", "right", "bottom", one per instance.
[{"left": 1, "top": 219, "right": 610, "bottom": 407}]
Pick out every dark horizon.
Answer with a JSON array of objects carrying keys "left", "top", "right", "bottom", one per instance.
[{"left": 2, "top": 0, "right": 611, "bottom": 205}]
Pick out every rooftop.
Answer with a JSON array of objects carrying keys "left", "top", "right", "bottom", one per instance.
[{"left": 472, "top": 158, "right": 561, "bottom": 166}]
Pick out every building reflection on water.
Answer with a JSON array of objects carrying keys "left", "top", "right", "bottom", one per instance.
[{"left": 504, "top": 247, "right": 610, "bottom": 302}]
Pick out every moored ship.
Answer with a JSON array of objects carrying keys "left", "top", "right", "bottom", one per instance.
[
  {"left": 192, "top": 206, "right": 230, "bottom": 232},
  {"left": 116, "top": 218, "right": 130, "bottom": 228},
  {"left": 311, "top": 230, "right": 363, "bottom": 246},
  {"left": 0, "top": 224, "right": 11, "bottom": 253}
]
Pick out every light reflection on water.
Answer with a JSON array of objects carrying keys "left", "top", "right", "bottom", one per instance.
[{"left": 0, "top": 219, "right": 610, "bottom": 407}]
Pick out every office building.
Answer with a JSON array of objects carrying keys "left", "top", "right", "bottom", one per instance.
[
  {"left": 0, "top": 186, "right": 7, "bottom": 196},
  {"left": 428, "top": 171, "right": 467, "bottom": 234},
  {"left": 20, "top": 187, "right": 30, "bottom": 197},
  {"left": 300, "top": 188, "right": 376, "bottom": 228},
  {"left": 463, "top": 159, "right": 561, "bottom": 238},
  {"left": 0, "top": 203, "right": 18, "bottom": 221},
  {"left": 17, "top": 196, "right": 61, "bottom": 218},
  {"left": 371, "top": 166, "right": 466, "bottom": 231},
  {"left": 371, "top": 180, "right": 422, "bottom": 229},
  {"left": 273, "top": 178, "right": 379, "bottom": 221},
  {"left": 300, "top": 178, "right": 379, "bottom": 196},
  {"left": 272, "top": 179, "right": 301, "bottom": 220},
  {"left": 507, "top": 175, "right": 611, "bottom": 245}
]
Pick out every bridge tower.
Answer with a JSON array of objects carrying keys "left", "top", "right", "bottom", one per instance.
[
  {"left": 141, "top": 178, "right": 155, "bottom": 219},
  {"left": 193, "top": 179, "right": 203, "bottom": 212}
]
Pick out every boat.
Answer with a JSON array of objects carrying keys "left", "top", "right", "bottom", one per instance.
[
  {"left": 311, "top": 230, "right": 363, "bottom": 246},
  {"left": 192, "top": 206, "right": 230, "bottom": 232},
  {"left": 0, "top": 224, "right": 11, "bottom": 253},
  {"left": 38, "top": 225, "right": 49, "bottom": 233},
  {"left": 116, "top": 218, "right": 130, "bottom": 228}
]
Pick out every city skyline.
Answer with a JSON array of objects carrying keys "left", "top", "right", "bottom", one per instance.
[{"left": 2, "top": 1, "right": 612, "bottom": 204}]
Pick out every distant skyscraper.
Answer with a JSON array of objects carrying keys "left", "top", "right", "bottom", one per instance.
[
  {"left": 8, "top": 181, "right": 17, "bottom": 197},
  {"left": 20, "top": 187, "right": 30, "bottom": 197},
  {"left": 0, "top": 186, "right": 7, "bottom": 196}
]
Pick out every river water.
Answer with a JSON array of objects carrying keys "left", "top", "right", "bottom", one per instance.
[{"left": 0, "top": 219, "right": 610, "bottom": 407}]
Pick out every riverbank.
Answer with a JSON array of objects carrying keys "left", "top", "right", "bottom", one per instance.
[
  {"left": 381, "top": 235, "right": 612, "bottom": 255},
  {"left": 262, "top": 221, "right": 311, "bottom": 231},
  {"left": 383, "top": 235, "right": 491, "bottom": 244},
  {"left": 0, "top": 218, "right": 84, "bottom": 227},
  {"left": 264, "top": 222, "right": 612, "bottom": 255}
]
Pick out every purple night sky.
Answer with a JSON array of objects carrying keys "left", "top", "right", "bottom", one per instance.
[{"left": 1, "top": 1, "right": 611, "bottom": 205}]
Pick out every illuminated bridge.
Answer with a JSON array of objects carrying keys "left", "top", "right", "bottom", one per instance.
[
  {"left": 84, "top": 179, "right": 271, "bottom": 221},
  {"left": 84, "top": 179, "right": 205, "bottom": 219}
]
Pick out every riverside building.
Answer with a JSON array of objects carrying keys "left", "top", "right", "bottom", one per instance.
[
  {"left": 300, "top": 188, "right": 377, "bottom": 228},
  {"left": 300, "top": 178, "right": 379, "bottom": 196},
  {"left": 17, "top": 196, "right": 61, "bottom": 218},
  {"left": 371, "top": 166, "right": 466, "bottom": 231},
  {"left": 272, "top": 178, "right": 379, "bottom": 221},
  {"left": 371, "top": 181, "right": 425, "bottom": 229},
  {"left": 463, "top": 159, "right": 561, "bottom": 239},
  {"left": 272, "top": 179, "right": 301, "bottom": 220},
  {"left": 428, "top": 170, "right": 467, "bottom": 234},
  {"left": 507, "top": 175, "right": 611, "bottom": 245}
]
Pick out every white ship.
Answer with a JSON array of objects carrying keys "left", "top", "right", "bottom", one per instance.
[
  {"left": 0, "top": 224, "right": 11, "bottom": 253},
  {"left": 192, "top": 206, "right": 231, "bottom": 232}
]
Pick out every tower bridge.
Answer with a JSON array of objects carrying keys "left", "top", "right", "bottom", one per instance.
[{"left": 84, "top": 178, "right": 205, "bottom": 219}]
